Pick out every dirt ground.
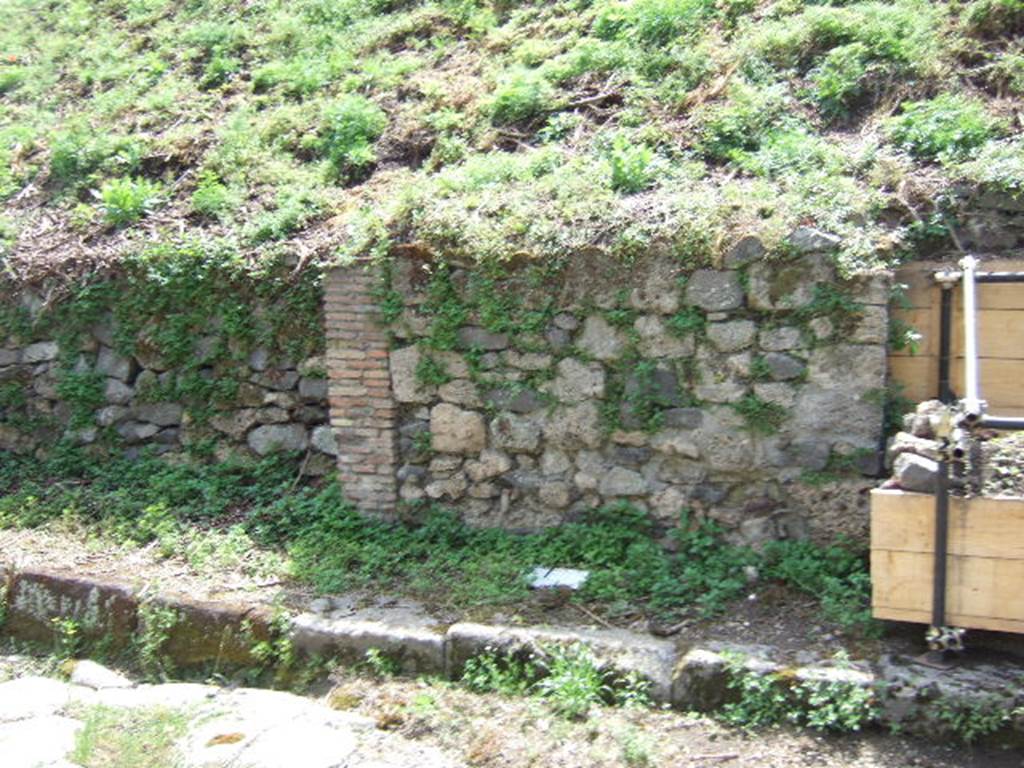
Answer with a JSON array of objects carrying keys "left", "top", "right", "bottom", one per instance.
[
  {"left": 325, "top": 672, "right": 1024, "bottom": 768},
  {"left": 1, "top": 649, "right": 1021, "bottom": 768}
]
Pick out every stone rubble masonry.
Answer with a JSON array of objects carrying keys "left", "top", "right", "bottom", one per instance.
[
  {"left": 314, "top": 239, "right": 907, "bottom": 543},
  {"left": 1, "top": 297, "right": 332, "bottom": 469},
  {"left": 324, "top": 264, "right": 399, "bottom": 519}
]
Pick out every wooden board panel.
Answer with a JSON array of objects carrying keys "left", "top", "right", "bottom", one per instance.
[
  {"left": 871, "top": 550, "right": 1024, "bottom": 631},
  {"left": 871, "top": 490, "right": 1024, "bottom": 559},
  {"left": 870, "top": 490, "right": 1024, "bottom": 633},
  {"left": 888, "top": 356, "right": 936, "bottom": 403},
  {"left": 950, "top": 358, "right": 1024, "bottom": 410},
  {"left": 951, "top": 309, "right": 1024, "bottom": 360}
]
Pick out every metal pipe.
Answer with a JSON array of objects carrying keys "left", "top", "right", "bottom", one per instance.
[
  {"left": 932, "top": 456, "right": 950, "bottom": 632},
  {"left": 978, "top": 415, "right": 1024, "bottom": 431},
  {"left": 960, "top": 256, "right": 983, "bottom": 421},
  {"left": 938, "top": 285, "right": 954, "bottom": 403},
  {"left": 976, "top": 272, "right": 1024, "bottom": 284}
]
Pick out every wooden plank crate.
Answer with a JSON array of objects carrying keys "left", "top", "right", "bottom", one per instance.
[{"left": 871, "top": 488, "right": 1024, "bottom": 634}]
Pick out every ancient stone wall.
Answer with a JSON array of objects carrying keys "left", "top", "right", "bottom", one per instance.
[
  {"left": 327, "top": 231, "right": 892, "bottom": 543},
  {"left": 0, "top": 296, "right": 336, "bottom": 474}
]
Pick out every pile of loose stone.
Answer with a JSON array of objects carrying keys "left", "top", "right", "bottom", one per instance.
[
  {"left": 885, "top": 400, "right": 948, "bottom": 493},
  {"left": 887, "top": 400, "right": 1024, "bottom": 498}
]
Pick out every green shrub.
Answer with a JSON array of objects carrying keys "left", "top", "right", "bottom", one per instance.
[
  {"left": 541, "top": 38, "right": 630, "bottom": 84},
  {"left": 749, "top": 1, "right": 940, "bottom": 71},
  {"left": 96, "top": 177, "right": 163, "bottom": 226},
  {"left": 762, "top": 539, "right": 877, "bottom": 635},
  {"left": 594, "top": 0, "right": 718, "bottom": 47},
  {"left": 246, "top": 190, "right": 323, "bottom": 243},
  {"left": 0, "top": 68, "right": 25, "bottom": 95},
  {"left": 696, "top": 82, "right": 791, "bottom": 162},
  {"left": 190, "top": 171, "right": 237, "bottom": 218},
  {"left": 935, "top": 695, "right": 1018, "bottom": 743},
  {"left": 461, "top": 648, "right": 540, "bottom": 696},
  {"left": 4, "top": 447, "right": 876, "bottom": 635},
  {"left": 321, "top": 95, "right": 388, "bottom": 181},
  {"left": 735, "top": 129, "right": 848, "bottom": 178},
  {"left": 990, "top": 52, "right": 1024, "bottom": 95},
  {"left": 199, "top": 54, "right": 241, "bottom": 90},
  {"left": 252, "top": 58, "right": 334, "bottom": 96},
  {"left": 487, "top": 67, "right": 556, "bottom": 125},
  {"left": 808, "top": 42, "right": 869, "bottom": 119},
  {"left": 964, "top": 0, "right": 1024, "bottom": 38},
  {"left": 886, "top": 94, "right": 1002, "bottom": 161},
  {"left": 719, "top": 652, "right": 877, "bottom": 732},
  {"left": 533, "top": 642, "right": 612, "bottom": 719},
  {"left": 50, "top": 130, "right": 141, "bottom": 190},
  {"left": 608, "top": 136, "right": 657, "bottom": 193},
  {"left": 954, "top": 138, "right": 1024, "bottom": 197},
  {"left": 461, "top": 642, "right": 649, "bottom": 719}
]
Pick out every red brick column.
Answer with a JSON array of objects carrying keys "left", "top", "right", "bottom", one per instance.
[{"left": 324, "top": 264, "right": 398, "bottom": 519}]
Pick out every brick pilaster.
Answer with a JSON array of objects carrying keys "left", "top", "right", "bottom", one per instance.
[{"left": 324, "top": 264, "right": 398, "bottom": 519}]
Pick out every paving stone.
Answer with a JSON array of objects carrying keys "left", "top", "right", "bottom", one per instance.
[
  {"left": 543, "top": 358, "right": 605, "bottom": 403},
  {"left": 892, "top": 452, "right": 938, "bottom": 493},
  {"left": 707, "top": 320, "right": 756, "bottom": 353},
  {"left": 96, "top": 346, "right": 135, "bottom": 381},
  {"left": 0, "top": 715, "right": 82, "bottom": 768},
  {"left": 0, "top": 677, "right": 70, "bottom": 722},
  {"left": 456, "top": 326, "right": 508, "bottom": 351},
  {"left": 311, "top": 425, "right": 339, "bottom": 456},
  {"left": 131, "top": 402, "right": 183, "bottom": 426},
  {"left": 599, "top": 466, "right": 648, "bottom": 497},
  {"left": 788, "top": 226, "right": 842, "bottom": 253}
]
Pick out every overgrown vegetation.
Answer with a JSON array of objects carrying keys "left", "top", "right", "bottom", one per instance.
[
  {"left": 69, "top": 704, "right": 192, "bottom": 768},
  {"left": 0, "top": 447, "right": 876, "bottom": 634},
  {"left": 719, "top": 652, "right": 878, "bottom": 733},
  {"left": 461, "top": 642, "right": 650, "bottom": 719},
  {"left": 0, "top": 0, "right": 1018, "bottom": 286},
  {"left": 0, "top": 242, "right": 323, "bottom": 430}
]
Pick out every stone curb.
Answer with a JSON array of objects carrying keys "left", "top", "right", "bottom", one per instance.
[
  {"left": 3, "top": 565, "right": 1023, "bottom": 743},
  {"left": 3, "top": 566, "right": 274, "bottom": 667}
]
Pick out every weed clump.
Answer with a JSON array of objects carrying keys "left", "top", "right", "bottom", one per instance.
[
  {"left": 885, "top": 94, "right": 1003, "bottom": 161},
  {"left": 96, "top": 177, "right": 163, "bottom": 227},
  {"left": 719, "top": 652, "right": 878, "bottom": 733},
  {"left": 488, "top": 68, "right": 556, "bottom": 125},
  {"left": 594, "top": 0, "right": 718, "bottom": 48},
  {"left": 461, "top": 641, "right": 650, "bottom": 719},
  {"left": 321, "top": 95, "right": 388, "bottom": 182}
]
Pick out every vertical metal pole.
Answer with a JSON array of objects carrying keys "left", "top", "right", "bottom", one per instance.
[
  {"left": 961, "top": 256, "right": 982, "bottom": 420},
  {"left": 938, "top": 286, "right": 953, "bottom": 403},
  {"left": 932, "top": 456, "right": 950, "bottom": 631}
]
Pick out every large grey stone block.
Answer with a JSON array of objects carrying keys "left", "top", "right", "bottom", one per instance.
[{"left": 290, "top": 614, "right": 445, "bottom": 675}]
